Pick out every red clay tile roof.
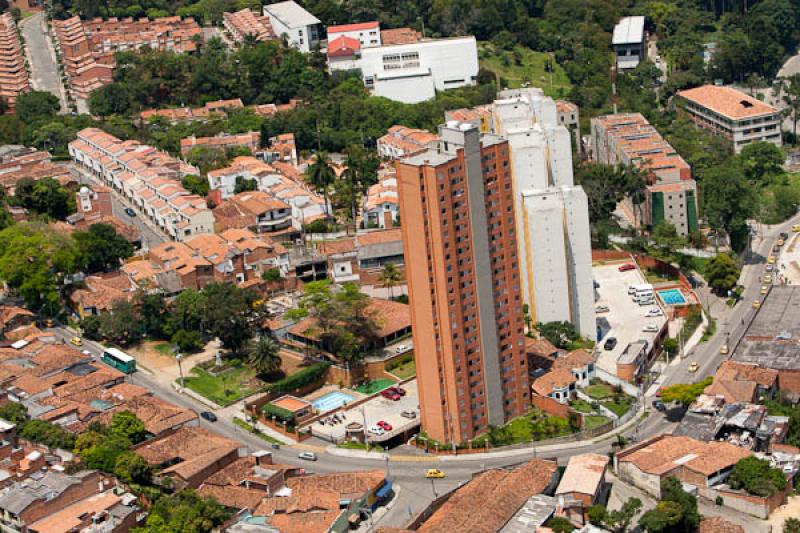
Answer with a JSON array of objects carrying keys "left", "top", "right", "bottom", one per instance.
[
  {"left": 678, "top": 85, "right": 778, "bottom": 120},
  {"left": 327, "top": 35, "right": 360, "bottom": 58},
  {"left": 417, "top": 459, "right": 557, "bottom": 533},
  {"left": 531, "top": 368, "right": 576, "bottom": 396},
  {"left": 327, "top": 21, "right": 379, "bottom": 33},
  {"left": 267, "top": 510, "right": 343, "bottom": 533},
  {"left": 698, "top": 517, "right": 745, "bottom": 533},
  {"left": 617, "top": 435, "right": 751, "bottom": 477}
]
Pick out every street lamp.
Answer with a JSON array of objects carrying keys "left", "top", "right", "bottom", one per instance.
[{"left": 175, "top": 350, "right": 185, "bottom": 388}]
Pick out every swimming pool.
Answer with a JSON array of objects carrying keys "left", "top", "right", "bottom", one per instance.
[
  {"left": 658, "top": 288, "right": 687, "bottom": 305},
  {"left": 312, "top": 391, "right": 356, "bottom": 412}
]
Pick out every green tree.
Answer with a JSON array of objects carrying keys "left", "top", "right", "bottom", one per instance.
[
  {"left": 172, "top": 329, "right": 204, "bottom": 353},
  {"left": 13, "top": 177, "right": 75, "bottom": 220},
  {"left": 201, "top": 282, "right": 254, "bottom": 354},
  {"left": 729, "top": 456, "right": 787, "bottom": 497},
  {"left": 660, "top": 377, "right": 712, "bottom": 406},
  {"left": 82, "top": 434, "right": 131, "bottom": 472},
  {"left": 662, "top": 338, "right": 680, "bottom": 359},
  {"left": 305, "top": 152, "right": 335, "bottom": 216},
  {"left": 248, "top": 335, "right": 282, "bottom": 376},
  {"left": 536, "top": 321, "right": 580, "bottom": 349},
  {"left": 706, "top": 253, "right": 740, "bottom": 295},
  {"left": 0, "top": 402, "right": 27, "bottom": 424},
  {"left": 651, "top": 222, "right": 686, "bottom": 256},
  {"left": 0, "top": 222, "right": 81, "bottom": 313},
  {"left": 132, "top": 490, "right": 230, "bottom": 533},
  {"left": 233, "top": 176, "right": 257, "bottom": 194},
  {"left": 19, "top": 419, "right": 77, "bottom": 449},
  {"left": 587, "top": 497, "right": 641, "bottom": 533},
  {"left": 15, "top": 91, "right": 60, "bottom": 124},
  {"left": 546, "top": 516, "right": 575, "bottom": 533},
  {"left": 785, "top": 517, "right": 800, "bottom": 533},
  {"left": 97, "top": 299, "right": 143, "bottom": 346},
  {"left": 781, "top": 74, "right": 800, "bottom": 145},
  {"left": 73, "top": 223, "right": 134, "bottom": 273},
  {"left": 638, "top": 508, "right": 670, "bottom": 533},
  {"left": 88, "top": 83, "right": 131, "bottom": 117},
  {"left": 660, "top": 476, "right": 700, "bottom": 531},
  {"left": 136, "top": 291, "right": 168, "bottom": 338},
  {"left": 186, "top": 146, "right": 229, "bottom": 174},
  {"left": 262, "top": 267, "right": 282, "bottom": 282},
  {"left": 703, "top": 163, "right": 757, "bottom": 252},
  {"left": 736, "top": 142, "right": 785, "bottom": 184},
  {"left": 113, "top": 451, "right": 152, "bottom": 485},
  {"left": 182, "top": 174, "right": 210, "bottom": 197},
  {"left": 109, "top": 411, "right": 147, "bottom": 444},
  {"left": 379, "top": 263, "right": 402, "bottom": 300}
]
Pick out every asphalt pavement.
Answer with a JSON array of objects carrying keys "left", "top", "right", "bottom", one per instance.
[{"left": 20, "top": 12, "right": 67, "bottom": 112}]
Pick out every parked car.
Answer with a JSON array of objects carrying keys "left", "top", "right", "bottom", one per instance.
[
  {"left": 381, "top": 389, "right": 401, "bottom": 401},
  {"left": 618, "top": 263, "right": 635, "bottom": 272},
  {"left": 377, "top": 420, "right": 393, "bottom": 431},
  {"left": 70, "top": 336, "right": 83, "bottom": 346},
  {"left": 720, "top": 345, "right": 729, "bottom": 355},
  {"left": 124, "top": 207, "right": 136, "bottom": 217},
  {"left": 595, "top": 305, "right": 610, "bottom": 313},
  {"left": 603, "top": 337, "right": 618, "bottom": 351},
  {"left": 646, "top": 308, "right": 663, "bottom": 317},
  {"left": 768, "top": 255, "right": 776, "bottom": 265},
  {"left": 81, "top": 350, "right": 92, "bottom": 357},
  {"left": 763, "top": 274, "right": 773, "bottom": 284},
  {"left": 793, "top": 225, "right": 800, "bottom": 233},
  {"left": 688, "top": 361, "right": 699, "bottom": 373},
  {"left": 394, "top": 344, "right": 409, "bottom": 354},
  {"left": 753, "top": 300, "right": 762, "bottom": 309},
  {"left": 401, "top": 410, "right": 417, "bottom": 419},
  {"left": 642, "top": 324, "right": 659, "bottom": 333},
  {"left": 298, "top": 451, "right": 317, "bottom": 461},
  {"left": 200, "top": 411, "right": 217, "bottom": 422},
  {"left": 388, "top": 386, "right": 406, "bottom": 396},
  {"left": 766, "top": 264, "right": 775, "bottom": 272},
  {"left": 425, "top": 469, "right": 445, "bottom": 479},
  {"left": 368, "top": 425, "right": 385, "bottom": 436},
  {"left": 652, "top": 400, "right": 666, "bottom": 412},
  {"left": 777, "top": 239, "right": 785, "bottom": 247},
  {"left": 761, "top": 285, "right": 769, "bottom": 295}
]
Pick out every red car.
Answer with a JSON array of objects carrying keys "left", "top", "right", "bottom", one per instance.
[
  {"left": 618, "top": 263, "right": 635, "bottom": 272},
  {"left": 388, "top": 386, "right": 406, "bottom": 396},
  {"left": 381, "top": 389, "right": 401, "bottom": 401},
  {"left": 377, "top": 420, "right": 393, "bottom": 431}
]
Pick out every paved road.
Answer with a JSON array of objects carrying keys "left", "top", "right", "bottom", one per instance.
[
  {"left": 70, "top": 164, "right": 166, "bottom": 250},
  {"left": 20, "top": 12, "right": 67, "bottom": 112}
]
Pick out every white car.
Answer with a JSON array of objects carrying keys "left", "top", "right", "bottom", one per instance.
[
  {"left": 394, "top": 344, "right": 409, "bottom": 354},
  {"left": 368, "top": 425, "right": 385, "bottom": 436},
  {"left": 642, "top": 324, "right": 659, "bottom": 333},
  {"left": 595, "top": 305, "right": 610, "bottom": 313},
  {"left": 646, "top": 308, "right": 663, "bottom": 317}
]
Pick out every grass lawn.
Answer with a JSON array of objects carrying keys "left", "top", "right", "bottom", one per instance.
[
  {"left": 337, "top": 441, "right": 370, "bottom": 450},
  {"left": 473, "top": 408, "right": 575, "bottom": 446},
  {"left": 354, "top": 378, "right": 395, "bottom": 395},
  {"left": 478, "top": 43, "right": 572, "bottom": 99},
  {"left": 585, "top": 383, "right": 614, "bottom": 400},
  {"left": 570, "top": 399, "right": 595, "bottom": 413},
  {"left": 184, "top": 365, "right": 261, "bottom": 407},
  {"left": 583, "top": 415, "right": 610, "bottom": 430},
  {"left": 388, "top": 358, "right": 415, "bottom": 379},
  {"left": 232, "top": 418, "right": 284, "bottom": 445},
  {"left": 644, "top": 270, "right": 679, "bottom": 284},
  {"left": 602, "top": 396, "right": 635, "bottom": 417},
  {"left": 154, "top": 342, "right": 174, "bottom": 356}
]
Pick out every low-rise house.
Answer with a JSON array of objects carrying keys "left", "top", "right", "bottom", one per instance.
[
  {"left": 553, "top": 349, "right": 595, "bottom": 387},
  {"left": 0, "top": 471, "right": 136, "bottom": 533},
  {"left": 0, "top": 13, "right": 30, "bottom": 111},
  {"left": 260, "top": 133, "right": 298, "bottom": 166},
  {"left": 616, "top": 340, "right": 648, "bottom": 382},
  {"left": 555, "top": 453, "right": 609, "bottom": 509},
  {"left": 612, "top": 16, "right": 646, "bottom": 71},
  {"left": 140, "top": 99, "right": 245, "bottom": 123},
  {"left": 133, "top": 426, "right": 245, "bottom": 489},
  {"left": 69, "top": 272, "right": 138, "bottom": 318},
  {"left": 0, "top": 147, "right": 68, "bottom": 192},
  {"left": 0, "top": 306, "right": 34, "bottom": 338},
  {"left": 376, "top": 125, "right": 439, "bottom": 159},
  {"left": 180, "top": 132, "right": 261, "bottom": 156},
  {"left": 223, "top": 8, "right": 274, "bottom": 43},
  {"left": 444, "top": 105, "right": 492, "bottom": 132},
  {"left": 615, "top": 434, "right": 752, "bottom": 498},
  {"left": 212, "top": 190, "right": 292, "bottom": 234},
  {"left": 706, "top": 361, "right": 778, "bottom": 404},
  {"left": 698, "top": 517, "right": 745, "bottom": 533},
  {"left": 363, "top": 173, "right": 399, "bottom": 229},
  {"left": 531, "top": 368, "right": 576, "bottom": 404},
  {"left": 356, "top": 228, "right": 404, "bottom": 271},
  {"left": 404, "top": 459, "right": 558, "bottom": 533}
]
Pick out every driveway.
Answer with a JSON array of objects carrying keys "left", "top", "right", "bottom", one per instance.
[{"left": 20, "top": 12, "right": 67, "bottom": 112}]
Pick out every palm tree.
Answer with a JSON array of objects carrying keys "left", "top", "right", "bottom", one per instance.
[
  {"left": 305, "top": 152, "right": 335, "bottom": 216},
  {"left": 781, "top": 74, "right": 800, "bottom": 145},
  {"left": 379, "top": 263, "right": 402, "bottom": 300},
  {"left": 248, "top": 336, "right": 282, "bottom": 376}
]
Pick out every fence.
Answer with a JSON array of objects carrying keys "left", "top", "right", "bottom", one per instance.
[{"left": 594, "top": 368, "right": 641, "bottom": 397}]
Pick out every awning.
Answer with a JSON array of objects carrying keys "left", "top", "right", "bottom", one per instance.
[{"left": 376, "top": 480, "right": 393, "bottom": 499}]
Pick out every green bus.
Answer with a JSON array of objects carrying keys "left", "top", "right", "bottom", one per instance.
[{"left": 101, "top": 347, "right": 136, "bottom": 374}]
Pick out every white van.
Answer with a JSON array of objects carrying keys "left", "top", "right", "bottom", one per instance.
[{"left": 629, "top": 283, "right": 653, "bottom": 296}]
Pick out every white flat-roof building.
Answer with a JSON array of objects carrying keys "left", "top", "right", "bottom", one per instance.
[
  {"left": 263, "top": 1, "right": 320, "bottom": 53},
  {"left": 677, "top": 85, "right": 782, "bottom": 153},
  {"left": 328, "top": 32, "right": 479, "bottom": 104},
  {"left": 492, "top": 88, "right": 595, "bottom": 338},
  {"left": 326, "top": 21, "right": 381, "bottom": 48},
  {"left": 612, "top": 16, "right": 646, "bottom": 71}
]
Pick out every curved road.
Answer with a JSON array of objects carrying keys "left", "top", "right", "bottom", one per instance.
[{"left": 48, "top": 213, "right": 800, "bottom": 529}]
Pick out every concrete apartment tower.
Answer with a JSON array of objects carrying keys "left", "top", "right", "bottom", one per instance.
[
  {"left": 492, "top": 88, "right": 595, "bottom": 339},
  {"left": 396, "top": 122, "right": 529, "bottom": 444}
]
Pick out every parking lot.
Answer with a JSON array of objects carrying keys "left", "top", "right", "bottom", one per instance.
[
  {"left": 308, "top": 379, "right": 420, "bottom": 445},
  {"left": 593, "top": 262, "right": 668, "bottom": 376}
]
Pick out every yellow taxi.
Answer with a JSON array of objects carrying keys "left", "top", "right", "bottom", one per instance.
[
  {"left": 688, "top": 361, "right": 699, "bottom": 373},
  {"left": 753, "top": 300, "right": 762, "bottom": 309},
  {"left": 70, "top": 336, "right": 83, "bottom": 347},
  {"left": 720, "top": 345, "right": 729, "bottom": 355},
  {"left": 763, "top": 274, "right": 773, "bottom": 284},
  {"left": 793, "top": 225, "right": 800, "bottom": 232},
  {"left": 425, "top": 469, "right": 445, "bottom": 479},
  {"left": 768, "top": 255, "right": 776, "bottom": 264},
  {"left": 43, "top": 319, "right": 53, "bottom": 328},
  {"left": 761, "top": 285, "right": 769, "bottom": 295}
]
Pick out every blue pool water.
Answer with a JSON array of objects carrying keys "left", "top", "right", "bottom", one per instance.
[
  {"left": 312, "top": 391, "right": 356, "bottom": 412},
  {"left": 658, "top": 288, "right": 687, "bottom": 305}
]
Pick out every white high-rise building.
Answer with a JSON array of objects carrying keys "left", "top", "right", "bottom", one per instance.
[{"left": 493, "top": 88, "right": 595, "bottom": 338}]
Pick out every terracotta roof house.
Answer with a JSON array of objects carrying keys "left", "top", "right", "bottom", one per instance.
[
  {"left": 413, "top": 459, "right": 558, "bottom": 533},
  {"left": 615, "top": 434, "right": 752, "bottom": 498},
  {"left": 698, "top": 517, "right": 745, "bottom": 533},
  {"left": 705, "top": 361, "right": 778, "bottom": 404},
  {"left": 531, "top": 368, "right": 576, "bottom": 403},
  {"left": 555, "top": 453, "right": 609, "bottom": 507}
]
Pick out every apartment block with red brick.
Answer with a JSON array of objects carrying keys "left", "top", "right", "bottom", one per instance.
[
  {"left": 0, "top": 13, "right": 29, "bottom": 110},
  {"left": 396, "top": 122, "right": 528, "bottom": 444}
]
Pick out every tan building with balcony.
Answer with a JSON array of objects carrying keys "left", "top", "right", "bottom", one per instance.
[{"left": 0, "top": 13, "right": 29, "bottom": 110}]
